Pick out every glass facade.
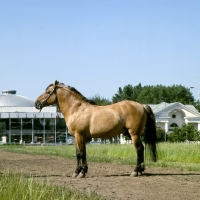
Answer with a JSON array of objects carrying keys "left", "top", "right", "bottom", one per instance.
[{"left": 0, "top": 117, "right": 68, "bottom": 144}]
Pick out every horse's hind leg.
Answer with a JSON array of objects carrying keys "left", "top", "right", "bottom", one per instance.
[
  {"left": 130, "top": 135, "right": 145, "bottom": 177},
  {"left": 72, "top": 135, "right": 88, "bottom": 178}
]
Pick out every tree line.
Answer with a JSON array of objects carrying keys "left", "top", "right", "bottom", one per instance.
[{"left": 90, "top": 83, "right": 200, "bottom": 111}]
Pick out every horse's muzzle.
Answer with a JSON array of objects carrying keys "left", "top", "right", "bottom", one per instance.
[{"left": 35, "top": 101, "right": 43, "bottom": 110}]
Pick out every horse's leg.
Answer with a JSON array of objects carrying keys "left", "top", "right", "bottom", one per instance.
[
  {"left": 130, "top": 135, "right": 145, "bottom": 177},
  {"left": 77, "top": 144, "right": 88, "bottom": 178},
  {"left": 72, "top": 147, "right": 82, "bottom": 178},
  {"left": 72, "top": 135, "right": 88, "bottom": 178}
]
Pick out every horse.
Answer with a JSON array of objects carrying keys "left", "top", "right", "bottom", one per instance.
[{"left": 35, "top": 80, "right": 157, "bottom": 178}]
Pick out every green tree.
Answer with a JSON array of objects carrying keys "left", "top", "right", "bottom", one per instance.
[
  {"left": 112, "top": 83, "right": 194, "bottom": 104},
  {"left": 112, "top": 83, "right": 142, "bottom": 103},
  {"left": 136, "top": 85, "right": 165, "bottom": 104},
  {"left": 89, "top": 94, "right": 111, "bottom": 106}
]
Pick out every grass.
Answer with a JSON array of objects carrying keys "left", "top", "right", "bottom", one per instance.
[
  {"left": 154, "top": 143, "right": 200, "bottom": 171},
  {"left": 0, "top": 172, "right": 103, "bottom": 200},
  {"left": 1, "top": 143, "right": 200, "bottom": 171},
  {"left": 1, "top": 143, "right": 200, "bottom": 199}
]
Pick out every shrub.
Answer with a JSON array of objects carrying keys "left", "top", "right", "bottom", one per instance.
[
  {"left": 168, "top": 124, "right": 200, "bottom": 142},
  {"left": 156, "top": 127, "right": 165, "bottom": 142}
]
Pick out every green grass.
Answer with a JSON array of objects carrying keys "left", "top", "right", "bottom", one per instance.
[
  {"left": 0, "top": 172, "right": 103, "bottom": 200},
  {"left": 154, "top": 143, "right": 200, "bottom": 171},
  {"left": 1, "top": 143, "right": 200, "bottom": 171},
  {"left": 1, "top": 143, "right": 200, "bottom": 199}
]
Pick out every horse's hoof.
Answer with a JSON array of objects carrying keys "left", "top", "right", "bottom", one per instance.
[
  {"left": 138, "top": 171, "right": 144, "bottom": 176},
  {"left": 130, "top": 172, "right": 138, "bottom": 177},
  {"left": 72, "top": 173, "right": 79, "bottom": 178},
  {"left": 141, "top": 163, "right": 145, "bottom": 171},
  {"left": 77, "top": 172, "right": 86, "bottom": 178}
]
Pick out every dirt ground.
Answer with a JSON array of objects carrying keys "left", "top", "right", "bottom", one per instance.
[{"left": 0, "top": 149, "right": 200, "bottom": 200}]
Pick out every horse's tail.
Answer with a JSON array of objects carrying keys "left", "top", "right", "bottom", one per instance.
[{"left": 143, "top": 104, "right": 157, "bottom": 162}]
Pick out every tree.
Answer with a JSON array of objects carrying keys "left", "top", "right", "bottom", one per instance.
[
  {"left": 112, "top": 83, "right": 195, "bottom": 104},
  {"left": 89, "top": 94, "right": 111, "bottom": 106},
  {"left": 112, "top": 83, "right": 142, "bottom": 103}
]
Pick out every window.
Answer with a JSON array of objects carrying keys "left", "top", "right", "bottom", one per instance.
[
  {"left": 170, "top": 123, "right": 178, "bottom": 127},
  {"left": 172, "top": 114, "right": 176, "bottom": 118}
]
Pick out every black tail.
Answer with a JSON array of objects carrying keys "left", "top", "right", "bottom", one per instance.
[{"left": 143, "top": 104, "right": 157, "bottom": 162}]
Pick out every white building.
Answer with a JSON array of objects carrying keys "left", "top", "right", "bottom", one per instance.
[
  {"left": 151, "top": 102, "right": 200, "bottom": 133},
  {"left": 0, "top": 90, "right": 67, "bottom": 144}
]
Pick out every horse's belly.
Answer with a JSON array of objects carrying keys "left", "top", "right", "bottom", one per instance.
[
  {"left": 90, "top": 128, "right": 123, "bottom": 138},
  {"left": 89, "top": 112, "right": 124, "bottom": 138}
]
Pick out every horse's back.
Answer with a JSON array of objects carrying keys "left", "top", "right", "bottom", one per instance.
[
  {"left": 92, "top": 100, "right": 144, "bottom": 120},
  {"left": 88, "top": 100, "right": 146, "bottom": 137},
  {"left": 111, "top": 100, "right": 145, "bottom": 119}
]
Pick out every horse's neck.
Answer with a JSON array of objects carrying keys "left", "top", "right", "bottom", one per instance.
[{"left": 57, "top": 88, "right": 83, "bottom": 118}]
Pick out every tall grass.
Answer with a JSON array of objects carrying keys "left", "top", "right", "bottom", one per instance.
[
  {"left": 154, "top": 143, "right": 200, "bottom": 171},
  {"left": 0, "top": 172, "right": 103, "bottom": 200},
  {"left": 1, "top": 143, "right": 200, "bottom": 171}
]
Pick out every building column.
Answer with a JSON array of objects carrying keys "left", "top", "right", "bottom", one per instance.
[
  {"left": 21, "top": 118, "right": 23, "bottom": 141},
  {"left": 66, "top": 130, "right": 68, "bottom": 145},
  {"left": 165, "top": 121, "right": 169, "bottom": 133},
  {"left": 9, "top": 117, "right": 11, "bottom": 143},
  {"left": 32, "top": 119, "right": 34, "bottom": 143},
  {"left": 43, "top": 118, "right": 46, "bottom": 144},
  {"left": 120, "top": 134, "right": 124, "bottom": 144},
  {"left": 54, "top": 118, "right": 57, "bottom": 144},
  {"left": 198, "top": 122, "right": 200, "bottom": 131}
]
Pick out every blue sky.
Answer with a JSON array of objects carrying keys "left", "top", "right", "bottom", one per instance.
[{"left": 1, "top": 0, "right": 200, "bottom": 101}]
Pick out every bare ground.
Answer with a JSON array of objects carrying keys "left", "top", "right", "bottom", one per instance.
[{"left": 0, "top": 149, "right": 200, "bottom": 200}]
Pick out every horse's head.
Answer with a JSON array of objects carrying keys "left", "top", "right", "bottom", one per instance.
[{"left": 35, "top": 80, "right": 59, "bottom": 110}]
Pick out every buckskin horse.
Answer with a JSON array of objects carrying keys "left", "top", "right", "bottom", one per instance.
[{"left": 35, "top": 81, "right": 157, "bottom": 178}]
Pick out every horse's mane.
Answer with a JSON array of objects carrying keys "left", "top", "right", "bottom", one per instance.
[
  {"left": 67, "top": 85, "right": 96, "bottom": 105},
  {"left": 46, "top": 83, "right": 96, "bottom": 105}
]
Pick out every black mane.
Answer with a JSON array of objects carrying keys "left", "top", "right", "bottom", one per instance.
[
  {"left": 46, "top": 83, "right": 65, "bottom": 91},
  {"left": 46, "top": 84, "right": 53, "bottom": 91},
  {"left": 67, "top": 85, "right": 96, "bottom": 105},
  {"left": 46, "top": 83, "right": 96, "bottom": 105}
]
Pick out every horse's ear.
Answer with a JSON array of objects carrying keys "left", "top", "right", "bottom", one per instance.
[{"left": 54, "top": 80, "right": 59, "bottom": 85}]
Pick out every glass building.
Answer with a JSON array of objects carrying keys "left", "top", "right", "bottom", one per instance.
[{"left": 0, "top": 90, "right": 69, "bottom": 144}]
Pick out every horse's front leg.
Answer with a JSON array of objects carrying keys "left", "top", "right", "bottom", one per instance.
[
  {"left": 72, "top": 135, "right": 88, "bottom": 178},
  {"left": 130, "top": 135, "right": 145, "bottom": 177},
  {"left": 72, "top": 147, "right": 82, "bottom": 178},
  {"left": 77, "top": 146, "right": 88, "bottom": 178}
]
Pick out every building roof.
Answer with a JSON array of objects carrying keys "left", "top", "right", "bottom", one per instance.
[
  {"left": 149, "top": 102, "right": 200, "bottom": 117},
  {"left": 0, "top": 90, "right": 34, "bottom": 107}
]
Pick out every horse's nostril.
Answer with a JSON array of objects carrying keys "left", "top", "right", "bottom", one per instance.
[{"left": 35, "top": 102, "right": 40, "bottom": 109}]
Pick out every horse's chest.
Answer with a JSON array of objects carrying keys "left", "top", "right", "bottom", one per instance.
[{"left": 67, "top": 115, "right": 89, "bottom": 133}]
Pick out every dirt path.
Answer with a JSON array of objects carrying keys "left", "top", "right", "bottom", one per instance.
[{"left": 0, "top": 149, "right": 200, "bottom": 200}]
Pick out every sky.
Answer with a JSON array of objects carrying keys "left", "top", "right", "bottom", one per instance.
[{"left": 0, "top": 0, "right": 200, "bottom": 101}]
